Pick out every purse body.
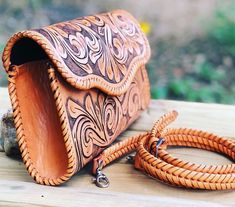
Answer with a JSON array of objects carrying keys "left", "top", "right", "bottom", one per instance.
[{"left": 2, "top": 10, "right": 151, "bottom": 185}]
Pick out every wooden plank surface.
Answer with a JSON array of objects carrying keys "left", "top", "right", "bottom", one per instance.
[{"left": 0, "top": 87, "right": 235, "bottom": 207}]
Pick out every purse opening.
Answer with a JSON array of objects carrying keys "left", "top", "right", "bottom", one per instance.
[{"left": 10, "top": 37, "right": 48, "bottom": 65}]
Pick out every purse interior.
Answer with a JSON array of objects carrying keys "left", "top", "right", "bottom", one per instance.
[{"left": 12, "top": 58, "right": 68, "bottom": 181}]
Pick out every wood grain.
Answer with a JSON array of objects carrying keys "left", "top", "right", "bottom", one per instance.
[{"left": 0, "top": 87, "right": 235, "bottom": 206}]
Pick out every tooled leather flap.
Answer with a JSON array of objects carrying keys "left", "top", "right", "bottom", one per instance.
[{"left": 2, "top": 10, "right": 150, "bottom": 95}]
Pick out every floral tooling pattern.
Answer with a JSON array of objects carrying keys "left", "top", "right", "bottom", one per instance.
[
  {"left": 66, "top": 67, "right": 149, "bottom": 167},
  {"left": 36, "top": 10, "right": 149, "bottom": 84}
]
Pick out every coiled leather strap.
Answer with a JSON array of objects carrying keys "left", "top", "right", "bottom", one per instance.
[{"left": 93, "top": 111, "right": 235, "bottom": 190}]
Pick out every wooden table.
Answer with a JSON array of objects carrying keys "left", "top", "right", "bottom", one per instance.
[{"left": 0, "top": 87, "right": 235, "bottom": 207}]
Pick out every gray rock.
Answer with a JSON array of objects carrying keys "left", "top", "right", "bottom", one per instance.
[{"left": 0, "top": 110, "right": 20, "bottom": 157}]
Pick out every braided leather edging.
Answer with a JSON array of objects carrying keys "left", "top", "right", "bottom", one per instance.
[
  {"left": 93, "top": 111, "right": 235, "bottom": 190},
  {"left": 2, "top": 10, "right": 151, "bottom": 96},
  {"left": 8, "top": 66, "right": 77, "bottom": 186}
]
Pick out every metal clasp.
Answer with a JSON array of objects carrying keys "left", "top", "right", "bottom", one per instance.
[
  {"left": 126, "top": 154, "right": 135, "bottom": 163},
  {"left": 155, "top": 138, "right": 165, "bottom": 157},
  {"left": 92, "top": 160, "right": 109, "bottom": 188}
]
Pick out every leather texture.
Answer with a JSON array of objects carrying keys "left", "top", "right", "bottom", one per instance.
[{"left": 2, "top": 10, "right": 151, "bottom": 185}]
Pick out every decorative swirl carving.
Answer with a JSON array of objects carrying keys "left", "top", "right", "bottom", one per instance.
[
  {"left": 67, "top": 94, "right": 123, "bottom": 159},
  {"left": 36, "top": 10, "right": 149, "bottom": 84},
  {"left": 66, "top": 67, "right": 149, "bottom": 166}
]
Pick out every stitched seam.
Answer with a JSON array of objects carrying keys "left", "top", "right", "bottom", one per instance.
[{"left": 48, "top": 67, "right": 78, "bottom": 173}]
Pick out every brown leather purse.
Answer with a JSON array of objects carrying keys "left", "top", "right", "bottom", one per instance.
[
  {"left": 3, "top": 10, "right": 235, "bottom": 190},
  {"left": 2, "top": 10, "right": 151, "bottom": 186}
]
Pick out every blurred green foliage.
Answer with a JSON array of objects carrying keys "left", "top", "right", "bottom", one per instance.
[
  {"left": 150, "top": 1, "right": 235, "bottom": 104},
  {"left": 168, "top": 63, "right": 229, "bottom": 103},
  {"left": 208, "top": 2, "right": 235, "bottom": 56},
  {"left": 0, "top": 42, "right": 6, "bottom": 86}
]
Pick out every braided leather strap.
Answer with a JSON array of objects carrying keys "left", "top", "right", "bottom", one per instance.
[{"left": 92, "top": 111, "right": 235, "bottom": 190}]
